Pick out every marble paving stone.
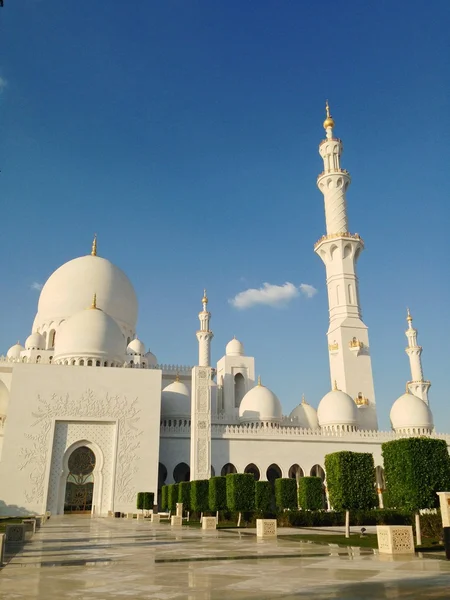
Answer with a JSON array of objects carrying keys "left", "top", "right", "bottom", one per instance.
[{"left": 1, "top": 516, "right": 450, "bottom": 599}]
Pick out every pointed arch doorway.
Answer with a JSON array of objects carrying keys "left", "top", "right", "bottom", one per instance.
[{"left": 64, "top": 446, "right": 96, "bottom": 514}]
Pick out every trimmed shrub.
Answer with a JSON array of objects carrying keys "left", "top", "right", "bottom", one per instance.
[
  {"left": 161, "top": 485, "right": 168, "bottom": 510},
  {"left": 191, "top": 479, "right": 209, "bottom": 513},
  {"left": 226, "top": 473, "right": 255, "bottom": 512},
  {"left": 137, "top": 492, "right": 145, "bottom": 511},
  {"left": 298, "top": 477, "right": 324, "bottom": 510},
  {"left": 255, "top": 481, "right": 273, "bottom": 512},
  {"left": 167, "top": 484, "right": 178, "bottom": 512},
  {"left": 278, "top": 508, "right": 414, "bottom": 528},
  {"left": 143, "top": 492, "right": 154, "bottom": 511},
  {"left": 275, "top": 478, "right": 298, "bottom": 510},
  {"left": 325, "top": 451, "right": 377, "bottom": 510},
  {"left": 209, "top": 476, "right": 227, "bottom": 512},
  {"left": 382, "top": 438, "right": 450, "bottom": 510},
  {"left": 178, "top": 481, "right": 191, "bottom": 511}
]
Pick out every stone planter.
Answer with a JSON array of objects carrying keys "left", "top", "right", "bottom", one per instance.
[
  {"left": 171, "top": 516, "right": 182, "bottom": 527},
  {"left": 201, "top": 517, "right": 217, "bottom": 530},
  {"left": 376, "top": 525, "right": 414, "bottom": 554},
  {"left": 256, "top": 519, "right": 277, "bottom": 538}
]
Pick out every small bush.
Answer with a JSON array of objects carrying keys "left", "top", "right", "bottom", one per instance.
[
  {"left": 275, "top": 478, "right": 298, "bottom": 510},
  {"left": 191, "top": 479, "right": 209, "bottom": 513},
  {"left": 298, "top": 477, "right": 324, "bottom": 510},
  {"left": 255, "top": 481, "right": 273, "bottom": 512},
  {"left": 226, "top": 473, "right": 255, "bottom": 512},
  {"left": 209, "top": 476, "right": 227, "bottom": 512},
  {"left": 137, "top": 492, "right": 144, "bottom": 511},
  {"left": 143, "top": 492, "right": 154, "bottom": 511},
  {"left": 167, "top": 484, "right": 178, "bottom": 512},
  {"left": 178, "top": 482, "right": 191, "bottom": 511},
  {"left": 325, "top": 451, "right": 377, "bottom": 510},
  {"left": 161, "top": 485, "right": 168, "bottom": 510}
]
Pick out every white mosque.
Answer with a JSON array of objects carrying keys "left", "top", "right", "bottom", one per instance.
[{"left": 0, "top": 105, "right": 442, "bottom": 517}]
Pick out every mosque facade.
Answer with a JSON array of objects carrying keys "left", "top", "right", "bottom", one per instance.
[{"left": 0, "top": 107, "right": 442, "bottom": 517}]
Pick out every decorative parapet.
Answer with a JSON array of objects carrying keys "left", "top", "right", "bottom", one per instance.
[
  {"left": 317, "top": 167, "right": 350, "bottom": 180},
  {"left": 154, "top": 364, "right": 193, "bottom": 374},
  {"left": 314, "top": 232, "right": 364, "bottom": 250},
  {"left": 319, "top": 137, "right": 342, "bottom": 147}
]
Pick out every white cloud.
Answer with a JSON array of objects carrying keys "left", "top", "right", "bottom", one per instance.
[
  {"left": 230, "top": 281, "right": 318, "bottom": 309},
  {"left": 299, "top": 283, "right": 318, "bottom": 298},
  {"left": 0, "top": 77, "right": 7, "bottom": 93},
  {"left": 30, "top": 282, "right": 43, "bottom": 292}
]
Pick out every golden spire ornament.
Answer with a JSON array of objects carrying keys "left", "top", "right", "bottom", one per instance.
[
  {"left": 91, "top": 293, "right": 97, "bottom": 309},
  {"left": 323, "top": 100, "right": 335, "bottom": 130},
  {"left": 202, "top": 289, "right": 208, "bottom": 305},
  {"left": 406, "top": 307, "right": 413, "bottom": 322},
  {"left": 257, "top": 375, "right": 262, "bottom": 386},
  {"left": 91, "top": 234, "right": 97, "bottom": 257}
]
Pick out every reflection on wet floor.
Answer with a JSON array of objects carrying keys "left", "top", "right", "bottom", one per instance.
[{"left": 1, "top": 516, "right": 449, "bottom": 599}]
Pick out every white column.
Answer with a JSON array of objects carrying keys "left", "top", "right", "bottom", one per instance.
[{"left": 190, "top": 366, "right": 212, "bottom": 481}]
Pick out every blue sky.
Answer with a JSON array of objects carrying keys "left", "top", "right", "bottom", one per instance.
[{"left": 0, "top": 1, "right": 449, "bottom": 430}]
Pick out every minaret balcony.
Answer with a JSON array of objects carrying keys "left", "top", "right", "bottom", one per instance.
[
  {"left": 349, "top": 338, "right": 364, "bottom": 356},
  {"left": 314, "top": 232, "right": 364, "bottom": 251},
  {"left": 328, "top": 341, "right": 339, "bottom": 355},
  {"left": 317, "top": 168, "right": 349, "bottom": 180}
]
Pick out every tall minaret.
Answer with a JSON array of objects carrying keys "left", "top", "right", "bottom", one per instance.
[
  {"left": 314, "top": 102, "right": 378, "bottom": 430},
  {"left": 405, "top": 308, "right": 431, "bottom": 404},
  {"left": 196, "top": 289, "right": 213, "bottom": 367}
]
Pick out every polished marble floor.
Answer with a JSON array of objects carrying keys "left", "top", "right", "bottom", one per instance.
[{"left": 1, "top": 516, "right": 449, "bottom": 599}]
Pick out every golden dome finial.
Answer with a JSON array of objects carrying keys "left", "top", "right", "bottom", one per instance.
[
  {"left": 333, "top": 379, "right": 339, "bottom": 391},
  {"left": 406, "top": 307, "right": 413, "bottom": 322},
  {"left": 257, "top": 375, "right": 262, "bottom": 386},
  {"left": 175, "top": 373, "right": 180, "bottom": 382},
  {"left": 323, "top": 100, "right": 335, "bottom": 130},
  {"left": 91, "top": 293, "right": 97, "bottom": 309},
  {"left": 202, "top": 289, "right": 208, "bottom": 305},
  {"left": 301, "top": 393, "right": 307, "bottom": 405},
  {"left": 91, "top": 234, "right": 97, "bottom": 257}
]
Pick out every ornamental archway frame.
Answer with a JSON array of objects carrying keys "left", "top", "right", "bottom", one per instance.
[{"left": 56, "top": 439, "right": 104, "bottom": 516}]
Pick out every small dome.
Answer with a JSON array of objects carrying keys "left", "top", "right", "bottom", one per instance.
[
  {"left": 289, "top": 400, "right": 319, "bottom": 429},
  {"left": 317, "top": 389, "right": 358, "bottom": 429},
  {"left": 54, "top": 306, "right": 126, "bottom": 363},
  {"left": 239, "top": 382, "right": 282, "bottom": 422},
  {"left": 7, "top": 343, "right": 24, "bottom": 359},
  {"left": 25, "top": 332, "right": 45, "bottom": 350},
  {"left": 390, "top": 392, "right": 433, "bottom": 433},
  {"left": 144, "top": 350, "right": 158, "bottom": 367},
  {"left": 127, "top": 338, "right": 146, "bottom": 356},
  {"left": 226, "top": 337, "right": 244, "bottom": 357},
  {"left": 161, "top": 380, "right": 190, "bottom": 417}
]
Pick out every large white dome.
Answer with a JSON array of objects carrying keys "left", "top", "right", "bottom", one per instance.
[
  {"left": 54, "top": 305, "right": 126, "bottom": 364},
  {"left": 390, "top": 392, "right": 433, "bottom": 433},
  {"left": 161, "top": 380, "right": 190, "bottom": 417},
  {"left": 317, "top": 389, "right": 358, "bottom": 430},
  {"left": 239, "top": 382, "right": 282, "bottom": 423},
  {"left": 226, "top": 338, "right": 244, "bottom": 357},
  {"left": 33, "top": 254, "right": 138, "bottom": 336},
  {"left": 289, "top": 399, "right": 319, "bottom": 429}
]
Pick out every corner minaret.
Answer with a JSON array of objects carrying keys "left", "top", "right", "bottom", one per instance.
[
  {"left": 314, "top": 102, "right": 378, "bottom": 430},
  {"left": 196, "top": 290, "right": 213, "bottom": 367},
  {"left": 405, "top": 308, "right": 431, "bottom": 405}
]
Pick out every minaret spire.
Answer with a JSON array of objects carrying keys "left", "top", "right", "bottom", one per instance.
[
  {"left": 196, "top": 289, "right": 213, "bottom": 367},
  {"left": 404, "top": 308, "right": 431, "bottom": 405},
  {"left": 314, "top": 104, "right": 378, "bottom": 430}
]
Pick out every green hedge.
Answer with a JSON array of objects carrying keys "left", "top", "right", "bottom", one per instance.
[
  {"left": 325, "top": 451, "right": 377, "bottom": 510},
  {"left": 382, "top": 438, "right": 450, "bottom": 510},
  {"left": 178, "top": 481, "right": 191, "bottom": 511},
  {"left": 298, "top": 477, "right": 324, "bottom": 510},
  {"left": 209, "top": 476, "right": 227, "bottom": 512},
  {"left": 255, "top": 481, "right": 273, "bottom": 512},
  {"left": 137, "top": 492, "right": 145, "bottom": 511},
  {"left": 275, "top": 478, "right": 298, "bottom": 510},
  {"left": 167, "top": 484, "right": 178, "bottom": 512},
  {"left": 143, "top": 492, "right": 154, "bottom": 511},
  {"left": 226, "top": 473, "right": 255, "bottom": 512},
  {"left": 277, "top": 508, "right": 413, "bottom": 528},
  {"left": 161, "top": 485, "right": 168, "bottom": 510},
  {"left": 191, "top": 479, "right": 209, "bottom": 512}
]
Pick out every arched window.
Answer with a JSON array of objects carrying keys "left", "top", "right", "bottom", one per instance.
[
  {"left": 288, "top": 464, "right": 304, "bottom": 481},
  {"left": 36, "top": 355, "right": 41, "bottom": 363},
  {"left": 266, "top": 464, "right": 282, "bottom": 483},
  {"left": 234, "top": 373, "right": 245, "bottom": 408},
  {"left": 71, "top": 360, "right": 76, "bottom": 366},
  {"left": 49, "top": 330, "right": 56, "bottom": 349},
  {"left": 87, "top": 360, "right": 93, "bottom": 366},
  {"left": 158, "top": 463, "right": 168, "bottom": 488},
  {"left": 173, "top": 462, "right": 190, "bottom": 483},
  {"left": 49, "top": 356, "right": 53, "bottom": 364},
  {"left": 244, "top": 463, "right": 260, "bottom": 481},
  {"left": 310, "top": 464, "right": 325, "bottom": 481},
  {"left": 96, "top": 360, "right": 100, "bottom": 367},
  {"left": 64, "top": 446, "right": 96, "bottom": 514},
  {"left": 221, "top": 463, "right": 237, "bottom": 476},
  {"left": 79, "top": 359, "right": 84, "bottom": 366}
]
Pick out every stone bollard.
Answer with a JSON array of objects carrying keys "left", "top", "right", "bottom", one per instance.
[
  {"left": 376, "top": 525, "right": 414, "bottom": 554},
  {"left": 107, "top": 510, "right": 113, "bottom": 517},
  {"left": 151, "top": 514, "right": 160, "bottom": 524},
  {"left": 256, "top": 519, "right": 277, "bottom": 538},
  {"left": 22, "top": 519, "right": 36, "bottom": 535},
  {"left": 0, "top": 533, "right": 5, "bottom": 566},
  {"left": 176, "top": 503, "right": 183, "bottom": 518},
  {"left": 137, "top": 513, "right": 145, "bottom": 520},
  {"left": 5, "top": 524, "right": 26, "bottom": 544},
  {"left": 171, "top": 516, "right": 182, "bottom": 527},
  {"left": 126, "top": 513, "right": 135, "bottom": 519},
  {"left": 201, "top": 517, "right": 217, "bottom": 530}
]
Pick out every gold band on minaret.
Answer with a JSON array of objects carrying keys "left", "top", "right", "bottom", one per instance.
[{"left": 91, "top": 234, "right": 97, "bottom": 256}]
